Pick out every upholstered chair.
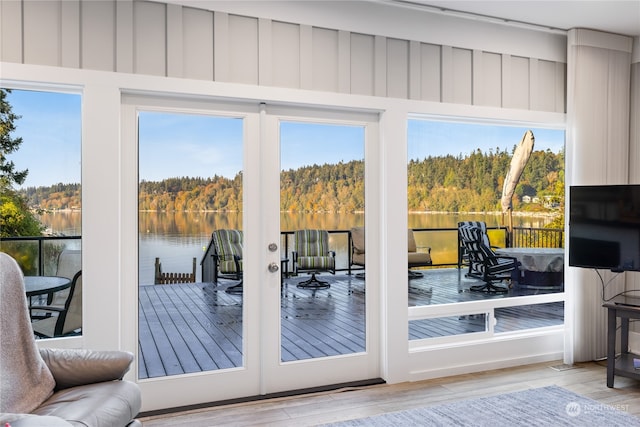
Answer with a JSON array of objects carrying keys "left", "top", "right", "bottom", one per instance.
[
  {"left": 292, "top": 229, "right": 336, "bottom": 289},
  {"left": 212, "top": 229, "right": 244, "bottom": 293},
  {"left": 0, "top": 253, "right": 142, "bottom": 427}
]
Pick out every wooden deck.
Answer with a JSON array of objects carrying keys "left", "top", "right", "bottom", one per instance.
[{"left": 138, "top": 268, "right": 564, "bottom": 379}]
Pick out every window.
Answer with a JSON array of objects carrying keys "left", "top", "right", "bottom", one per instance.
[
  {"left": 407, "top": 118, "right": 565, "bottom": 339},
  {"left": 0, "top": 88, "right": 82, "bottom": 338}
]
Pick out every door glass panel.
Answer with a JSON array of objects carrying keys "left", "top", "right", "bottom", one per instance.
[
  {"left": 0, "top": 88, "right": 82, "bottom": 339},
  {"left": 138, "top": 111, "right": 243, "bottom": 378},
  {"left": 280, "top": 121, "right": 366, "bottom": 361}
]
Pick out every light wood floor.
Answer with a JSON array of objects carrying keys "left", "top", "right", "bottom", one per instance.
[{"left": 139, "top": 360, "right": 640, "bottom": 426}]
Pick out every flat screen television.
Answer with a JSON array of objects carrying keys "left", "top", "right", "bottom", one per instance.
[{"left": 569, "top": 185, "right": 640, "bottom": 271}]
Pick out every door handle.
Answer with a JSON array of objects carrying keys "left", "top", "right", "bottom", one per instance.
[{"left": 268, "top": 262, "right": 279, "bottom": 273}]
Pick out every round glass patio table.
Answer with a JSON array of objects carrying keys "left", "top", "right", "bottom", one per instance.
[{"left": 24, "top": 276, "right": 71, "bottom": 297}]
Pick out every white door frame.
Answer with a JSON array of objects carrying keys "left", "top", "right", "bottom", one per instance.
[{"left": 121, "top": 94, "right": 381, "bottom": 411}]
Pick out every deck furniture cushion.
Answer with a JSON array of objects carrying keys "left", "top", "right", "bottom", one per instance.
[
  {"left": 213, "top": 229, "right": 243, "bottom": 274},
  {"left": 408, "top": 229, "right": 432, "bottom": 267},
  {"left": 349, "top": 227, "right": 432, "bottom": 272},
  {"left": 293, "top": 229, "right": 336, "bottom": 289},
  {"left": 351, "top": 226, "right": 366, "bottom": 266},
  {"left": 210, "top": 229, "right": 244, "bottom": 293}
]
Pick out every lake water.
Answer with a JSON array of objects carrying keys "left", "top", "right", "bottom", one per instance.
[{"left": 40, "top": 211, "right": 555, "bottom": 285}]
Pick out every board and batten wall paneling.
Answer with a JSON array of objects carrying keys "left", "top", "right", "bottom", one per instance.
[
  {"left": 166, "top": 4, "right": 183, "bottom": 78},
  {"left": 82, "top": 0, "right": 116, "bottom": 72},
  {"left": 419, "top": 43, "right": 441, "bottom": 102},
  {"left": 478, "top": 51, "right": 502, "bottom": 107},
  {"left": 258, "top": 18, "right": 272, "bottom": 86},
  {"left": 272, "top": 21, "right": 300, "bottom": 89},
  {"left": 116, "top": 0, "right": 134, "bottom": 74},
  {"left": 451, "top": 47, "right": 472, "bottom": 105},
  {"left": 350, "top": 33, "right": 375, "bottom": 97},
  {"left": 408, "top": 40, "right": 421, "bottom": 100},
  {"left": 509, "top": 56, "right": 531, "bottom": 110},
  {"left": 386, "top": 38, "right": 409, "bottom": 99},
  {"left": 537, "top": 60, "right": 559, "bottom": 112},
  {"left": 299, "top": 24, "right": 313, "bottom": 90},
  {"left": 133, "top": 1, "right": 166, "bottom": 76},
  {"left": 181, "top": 7, "right": 213, "bottom": 80},
  {"left": 338, "top": 30, "right": 351, "bottom": 94},
  {"left": 529, "top": 58, "right": 539, "bottom": 111},
  {"left": 0, "top": 0, "right": 23, "bottom": 63},
  {"left": 0, "top": 0, "right": 567, "bottom": 114},
  {"left": 312, "top": 27, "right": 339, "bottom": 92},
  {"left": 374, "top": 35, "right": 387, "bottom": 97},
  {"left": 23, "top": 0, "right": 60, "bottom": 66},
  {"left": 60, "top": 0, "right": 80, "bottom": 69},
  {"left": 213, "top": 11, "right": 229, "bottom": 82},
  {"left": 228, "top": 14, "right": 259, "bottom": 85}
]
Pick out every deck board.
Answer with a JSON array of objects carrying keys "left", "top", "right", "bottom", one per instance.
[{"left": 138, "top": 268, "right": 564, "bottom": 379}]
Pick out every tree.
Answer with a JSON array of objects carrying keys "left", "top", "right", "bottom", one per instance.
[
  {"left": 0, "top": 89, "right": 28, "bottom": 188},
  {"left": 0, "top": 188, "right": 43, "bottom": 237},
  {"left": 0, "top": 88, "right": 43, "bottom": 237}
]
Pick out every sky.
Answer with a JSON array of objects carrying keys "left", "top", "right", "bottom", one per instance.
[
  {"left": 138, "top": 112, "right": 245, "bottom": 181},
  {"left": 407, "top": 120, "right": 564, "bottom": 160},
  {"left": 6, "top": 89, "right": 82, "bottom": 188},
  {"left": 5, "top": 89, "right": 565, "bottom": 188}
]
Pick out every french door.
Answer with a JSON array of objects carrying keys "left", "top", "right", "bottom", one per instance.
[{"left": 122, "top": 95, "right": 380, "bottom": 411}]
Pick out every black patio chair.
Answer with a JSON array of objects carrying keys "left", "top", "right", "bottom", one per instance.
[
  {"left": 458, "top": 224, "right": 518, "bottom": 293},
  {"left": 458, "top": 221, "right": 497, "bottom": 278}
]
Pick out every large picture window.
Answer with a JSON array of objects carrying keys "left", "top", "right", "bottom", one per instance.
[
  {"left": 407, "top": 118, "right": 565, "bottom": 340},
  {"left": 0, "top": 88, "right": 82, "bottom": 339}
]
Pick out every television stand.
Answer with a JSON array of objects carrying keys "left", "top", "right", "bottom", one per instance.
[{"left": 603, "top": 297, "right": 640, "bottom": 387}]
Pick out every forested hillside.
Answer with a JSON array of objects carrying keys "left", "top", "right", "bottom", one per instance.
[
  {"left": 21, "top": 183, "right": 81, "bottom": 211},
  {"left": 21, "top": 148, "right": 563, "bottom": 213},
  {"left": 409, "top": 148, "right": 564, "bottom": 212}
]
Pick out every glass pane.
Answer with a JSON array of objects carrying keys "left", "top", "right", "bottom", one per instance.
[
  {"left": 1, "top": 88, "right": 82, "bottom": 339},
  {"left": 409, "top": 302, "right": 565, "bottom": 340},
  {"left": 138, "top": 111, "right": 243, "bottom": 378},
  {"left": 280, "top": 121, "right": 366, "bottom": 361},
  {"left": 410, "top": 313, "right": 488, "bottom": 339},
  {"left": 407, "top": 120, "right": 566, "bottom": 307},
  {"left": 495, "top": 302, "right": 564, "bottom": 332}
]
